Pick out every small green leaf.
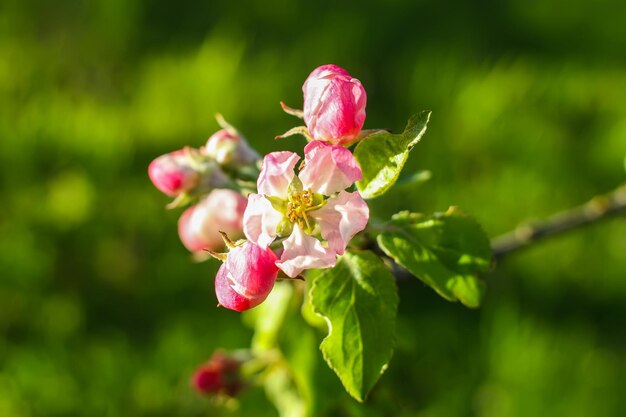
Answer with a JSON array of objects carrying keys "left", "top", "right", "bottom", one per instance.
[
  {"left": 377, "top": 207, "right": 492, "bottom": 308},
  {"left": 309, "top": 251, "right": 399, "bottom": 402},
  {"left": 354, "top": 111, "right": 431, "bottom": 199}
]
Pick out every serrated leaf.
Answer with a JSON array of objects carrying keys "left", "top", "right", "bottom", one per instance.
[
  {"left": 377, "top": 208, "right": 492, "bottom": 308},
  {"left": 354, "top": 111, "right": 431, "bottom": 199},
  {"left": 309, "top": 251, "right": 398, "bottom": 401}
]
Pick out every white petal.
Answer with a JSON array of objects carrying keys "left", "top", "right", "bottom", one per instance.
[
  {"left": 276, "top": 225, "right": 337, "bottom": 277},
  {"left": 310, "top": 191, "right": 369, "bottom": 255},
  {"left": 243, "top": 194, "right": 283, "bottom": 248}
]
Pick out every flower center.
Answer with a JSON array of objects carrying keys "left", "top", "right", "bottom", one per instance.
[{"left": 287, "top": 189, "right": 314, "bottom": 230}]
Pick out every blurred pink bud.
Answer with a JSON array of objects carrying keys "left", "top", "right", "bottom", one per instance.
[
  {"left": 204, "top": 129, "right": 260, "bottom": 166},
  {"left": 192, "top": 352, "right": 243, "bottom": 396},
  {"left": 215, "top": 242, "right": 279, "bottom": 312},
  {"left": 148, "top": 150, "right": 200, "bottom": 196},
  {"left": 178, "top": 189, "right": 247, "bottom": 252},
  {"left": 303, "top": 64, "right": 367, "bottom": 145}
]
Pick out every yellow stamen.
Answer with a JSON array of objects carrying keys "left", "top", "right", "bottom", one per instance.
[{"left": 286, "top": 188, "right": 316, "bottom": 232}]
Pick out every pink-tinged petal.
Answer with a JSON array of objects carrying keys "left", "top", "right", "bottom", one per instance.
[
  {"left": 257, "top": 151, "right": 300, "bottom": 198},
  {"left": 299, "top": 140, "right": 363, "bottom": 195},
  {"left": 148, "top": 150, "right": 200, "bottom": 196},
  {"left": 215, "top": 242, "right": 279, "bottom": 312},
  {"left": 276, "top": 225, "right": 337, "bottom": 278},
  {"left": 302, "top": 65, "right": 367, "bottom": 145},
  {"left": 243, "top": 194, "right": 283, "bottom": 248},
  {"left": 310, "top": 191, "right": 369, "bottom": 255},
  {"left": 178, "top": 189, "right": 248, "bottom": 252}
]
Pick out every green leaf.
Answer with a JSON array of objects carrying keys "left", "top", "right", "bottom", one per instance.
[
  {"left": 309, "top": 251, "right": 399, "bottom": 402},
  {"left": 354, "top": 111, "right": 431, "bottom": 199},
  {"left": 376, "top": 207, "right": 492, "bottom": 308}
]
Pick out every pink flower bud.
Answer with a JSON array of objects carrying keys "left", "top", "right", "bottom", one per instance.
[
  {"left": 148, "top": 150, "right": 200, "bottom": 196},
  {"left": 204, "top": 129, "right": 260, "bottom": 166},
  {"left": 215, "top": 242, "right": 279, "bottom": 312},
  {"left": 192, "top": 352, "right": 244, "bottom": 396},
  {"left": 178, "top": 189, "right": 247, "bottom": 252},
  {"left": 303, "top": 64, "right": 367, "bottom": 145}
]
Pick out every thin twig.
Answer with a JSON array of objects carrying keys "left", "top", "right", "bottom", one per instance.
[{"left": 491, "top": 184, "right": 626, "bottom": 260}]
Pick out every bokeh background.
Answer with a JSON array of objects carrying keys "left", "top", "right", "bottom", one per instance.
[{"left": 1, "top": 0, "right": 626, "bottom": 415}]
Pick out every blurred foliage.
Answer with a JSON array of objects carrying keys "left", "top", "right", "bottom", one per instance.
[{"left": 1, "top": 0, "right": 625, "bottom": 416}]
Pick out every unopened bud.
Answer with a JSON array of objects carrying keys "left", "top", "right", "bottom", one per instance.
[
  {"left": 192, "top": 351, "right": 244, "bottom": 397},
  {"left": 303, "top": 64, "right": 367, "bottom": 146},
  {"left": 149, "top": 149, "right": 231, "bottom": 198},
  {"left": 204, "top": 129, "right": 260, "bottom": 166},
  {"left": 215, "top": 242, "right": 279, "bottom": 312},
  {"left": 178, "top": 189, "right": 247, "bottom": 253},
  {"left": 148, "top": 150, "right": 201, "bottom": 197}
]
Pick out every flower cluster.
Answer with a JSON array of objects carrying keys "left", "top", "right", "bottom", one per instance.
[{"left": 149, "top": 64, "right": 370, "bottom": 311}]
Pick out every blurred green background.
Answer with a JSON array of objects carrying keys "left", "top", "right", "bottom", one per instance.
[{"left": 1, "top": 0, "right": 625, "bottom": 415}]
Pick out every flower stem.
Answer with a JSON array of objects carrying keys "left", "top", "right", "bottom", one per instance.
[{"left": 491, "top": 183, "right": 626, "bottom": 260}]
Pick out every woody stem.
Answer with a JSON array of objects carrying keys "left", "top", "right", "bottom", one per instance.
[{"left": 491, "top": 183, "right": 626, "bottom": 260}]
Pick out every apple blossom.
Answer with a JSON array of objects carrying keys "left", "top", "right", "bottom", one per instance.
[
  {"left": 178, "top": 189, "right": 247, "bottom": 252},
  {"left": 303, "top": 64, "right": 367, "bottom": 145},
  {"left": 214, "top": 241, "right": 279, "bottom": 312},
  {"left": 243, "top": 141, "right": 369, "bottom": 277}
]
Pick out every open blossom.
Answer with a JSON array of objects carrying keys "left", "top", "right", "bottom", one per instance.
[
  {"left": 148, "top": 148, "right": 230, "bottom": 197},
  {"left": 303, "top": 64, "right": 367, "bottom": 146},
  {"left": 178, "top": 189, "right": 247, "bottom": 252},
  {"left": 243, "top": 141, "right": 369, "bottom": 277},
  {"left": 215, "top": 242, "right": 279, "bottom": 311},
  {"left": 203, "top": 129, "right": 260, "bottom": 166}
]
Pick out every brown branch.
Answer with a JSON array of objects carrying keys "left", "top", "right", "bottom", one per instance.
[{"left": 491, "top": 184, "right": 626, "bottom": 260}]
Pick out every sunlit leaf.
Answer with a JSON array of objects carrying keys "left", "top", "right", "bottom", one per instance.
[
  {"left": 354, "top": 111, "right": 431, "bottom": 199},
  {"left": 377, "top": 207, "right": 492, "bottom": 308},
  {"left": 309, "top": 251, "right": 399, "bottom": 401}
]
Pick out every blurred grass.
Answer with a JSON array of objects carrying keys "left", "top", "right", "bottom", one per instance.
[{"left": 1, "top": 0, "right": 625, "bottom": 416}]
